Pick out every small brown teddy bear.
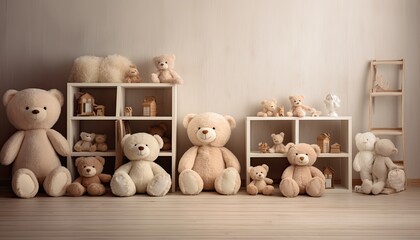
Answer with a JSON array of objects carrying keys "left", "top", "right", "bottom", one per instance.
[
  {"left": 124, "top": 64, "right": 142, "bottom": 83},
  {"left": 268, "top": 132, "right": 287, "bottom": 153},
  {"left": 258, "top": 142, "right": 270, "bottom": 153},
  {"left": 95, "top": 134, "right": 108, "bottom": 152},
  {"left": 67, "top": 156, "right": 111, "bottom": 196},
  {"left": 286, "top": 95, "right": 321, "bottom": 117},
  {"left": 151, "top": 54, "right": 183, "bottom": 84},
  {"left": 148, "top": 123, "right": 171, "bottom": 151},
  {"left": 74, "top": 132, "right": 96, "bottom": 152},
  {"left": 247, "top": 164, "right": 274, "bottom": 195},
  {"left": 257, "top": 98, "right": 284, "bottom": 117}
]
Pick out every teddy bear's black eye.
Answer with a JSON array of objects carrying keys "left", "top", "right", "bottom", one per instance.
[
  {"left": 44, "top": 107, "right": 47, "bottom": 110},
  {"left": 25, "top": 107, "right": 29, "bottom": 110},
  {"left": 92, "top": 166, "right": 95, "bottom": 168},
  {"left": 134, "top": 144, "right": 137, "bottom": 147},
  {"left": 146, "top": 144, "right": 148, "bottom": 146},
  {"left": 198, "top": 127, "right": 201, "bottom": 130},
  {"left": 306, "top": 153, "right": 308, "bottom": 156},
  {"left": 296, "top": 153, "right": 298, "bottom": 155},
  {"left": 83, "top": 166, "right": 86, "bottom": 168},
  {"left": 212, "top": 127, "right": 216, "bottom": 130},
  {"left": 165, "top": 61, "right": 167, "bottom": 64}
]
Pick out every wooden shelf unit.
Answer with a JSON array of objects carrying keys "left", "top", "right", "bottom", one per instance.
[
  {"left": 67, "top": 83, "right": 177, "bottom": 192},
  {"left": 246, "top": 116, "right": 352, "bottom": 193}
]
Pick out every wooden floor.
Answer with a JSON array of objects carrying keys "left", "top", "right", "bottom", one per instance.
[{"left": 1, "top": 187, "right": 420, "bottom": 240}]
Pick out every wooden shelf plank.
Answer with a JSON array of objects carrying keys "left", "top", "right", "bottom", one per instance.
[{"left": 370, "top": 128, "right": 403, "bottom": 136}]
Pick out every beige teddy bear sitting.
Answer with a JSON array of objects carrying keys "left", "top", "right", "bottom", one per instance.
[
  {"left": 268, "top": 132, "right": 288, "bottom": 153},
  {"left": 247, "top": 164, "right": 274, "bottom": 195},
  {"left": 286, "top": 95, "right": 321, "bottom": 117},
  {"left": 257, "top": 98, "right": 284, "bottom": 117},
  {"left": 279, "top": 143, "right": 325, "bottom": 197},
  {"left": 94, "top": 134, "right": 108, "bottom": 152},
  {"left": 124, "top": 65, "right": 142, "bottom": 83},
  {"left": 151, "top": 54, "right": 183, "bottom": 84},
  {"left": 74, "top": 132, "right": 96, "bottom": 152}
]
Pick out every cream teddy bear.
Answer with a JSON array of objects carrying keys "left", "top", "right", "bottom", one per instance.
[
  {"left": 286, "top": 95, "right": 321, "bottom": 117},
  {"left": 178, "top": 112, "right": 241, "bottom": 195},
  {"left": 353, "top": 132, "right": 377, "bottom": 194},
  {"left": 110, "top": 132, "right": 172, "bottom": 197},
  {"left": 279, "top": 143, "right": 325, "bottom": 197},
  {"left": 74, "top": 132, "right": 96, "bottom": 152},
  {"left": 268, "top": 132, "right": 288, "bottom": 153},
  {"left": 247, "top": 164, "right": 274, "bottom": 195},
  {"left": 257, "top": 98, "right": 284, "bottom": 117},
  {"left": 151, "top": 54, "right": 183, "bottom": 84},
  {"left": 1, "top": 88, "right": 71, "bottom": 198}
]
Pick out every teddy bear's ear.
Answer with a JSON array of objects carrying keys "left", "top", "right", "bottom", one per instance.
[
  {"left": 311, "top": 144, "right": 321, "bottom": 156},
  {"left": 95, "top": 156, "right": 106, "bottom": 165},
  {"left": 225, "top": 115, "right": 236, "bottom": 129},
  {"left": 183, "top": 113, "right": 196, "bottom": 128},
  {"left": 280, "top": 132, "right": 285, "bottom": 137},
  {"left": 288, "top": 96, "right": 293, "bottom": 101},
  {"left": 3, "top": 89, "right": 18, "bottom": 107},
  {"left": 262, "top": 164, "right": 269, "bottom": 171},
  {"left": 248, "top": 166, "right": 254, "bottom": 173},
  {"left": 48, "top": 89, "right": 64, "bottom": 107},
  {"left": 285, "top": 143, "right": 295, "bottom": 152},
  {"left": 75, "top": 157, "right": 84, "bottom": 167},
  {"left": 272, "top": 98, "right": 277, "bottom": 104},
  {"left": 170, "top": 54, "right": 176, "bottom": 60},
  {"left": 153, "top": 134, "right": 164, "bottom": 149},
  {"left": 121, "top": 134, "right": 131, "bottom": 146}
]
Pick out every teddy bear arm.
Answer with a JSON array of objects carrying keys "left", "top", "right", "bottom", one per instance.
[
  {"left": 265, "top": 177, "right": 274, "bottom": 185},
  {"left": 178, "top": 146, "right": 198, "bottom": 173},
  {"left": 72, "top": 176, "right": 83, "bottom": 184},
  {"left": 220, "top": 147, "right": 241, "bottom": 172},
  {"left": 0, "top": 131, "right": 24, "bottom": 165},
  {"left": 384, "top": 157, "right": 399, "bottom": 170},
  {"left": 114, "top": 162, "right": 132, "bottom": 174},
  {"left": 281, "top": 166, "right": 295, "bottom": 179},
  {"left": 47, "top": 129, "right": 71, "bottom": 157},
  {"left": 99, "top": 173, "right": 112, "bottom": 183},
  {"left": 169, "top": 70, "right": 183, "bottom": 84},
  {"left": 151, "top": 72, "right": 160, "bottom": 83},
  {"left": 151, "top": 162, "right": 169, "bottom": 176},
  {"left": 310, "top": 166, "right": 326, "bottom": 180}
]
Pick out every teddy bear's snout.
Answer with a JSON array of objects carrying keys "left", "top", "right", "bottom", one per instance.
[
  {"left": 139, "top": 146, "right": 144, "bottom": 151},
  {"left": 32, "top": 109, "right": 40, "bottom": 114},
  {"left": 202, "top": 130, "right": 208, "bottom": 134},
  {"left": 300, "top": 156, "right": 305, "bottom": 161},
  {"left": 86, "top": 168, "right": 91, "bottom": 173}
]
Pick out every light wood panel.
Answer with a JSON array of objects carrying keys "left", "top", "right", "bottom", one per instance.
[{"left": 0, "top": 187, "right": 420, "bottom": 239}]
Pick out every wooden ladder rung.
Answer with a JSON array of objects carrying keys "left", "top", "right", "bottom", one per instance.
[{"left": 371, "top": 59, "right": 404, "bottom": 65}]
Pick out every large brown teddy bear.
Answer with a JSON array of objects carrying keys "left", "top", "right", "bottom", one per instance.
[
  {"left": 178, "top": 112, "right": 241, "bottom": 195},
  {"left": 67, "top": 156, "right": 111, "bottom": 196},
  {"left": 279, "top": 143, "right": 325, "bottom": 197},
  {"left": 0, "top": 88, "right": 71, "bottom": 198}
]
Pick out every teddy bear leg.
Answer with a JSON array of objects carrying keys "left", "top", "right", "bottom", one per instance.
[
  {"left": 12, "top": 168, "right": 39, "bottom": 198},
  {"left": 306, "top": 177, "right": 325, "bottom": 197},
  {"left": 262, "top": 185, "right": 274, "bottom": 196},
  {"left": 43, "top": 166, "right": 71, "bottom": 197},
  {"left": 246, "top": 184, "right": 259, "bottom": 195},
  {"left": 110, "top": 172, "right": 136, "bottom": 197},
  {"left": 179, "top": 169, "right": 203, "bottom": 195},
  {"left": 87, "top": 183, "right": 106, "bottom": 196},
  {"left": 214, "top": 167, "right": 241, "bottom": 195},
  {"left": 361, "top": 179, "right": 373, "bottom": 194},
  {"left": 372, "top": 180, "right": 386, "bottom": 195},
  {"left": 147, "top": 173, "right": 172, "bottom": 197},
  {"left": 66, "top": 182, "right": 86, "bottom": 197},
  {"left": 279, "top": 178, "right": 299, "bottom": 197},
  {"left": 151, "top": 73, "right": 160, "bottom": 83}
]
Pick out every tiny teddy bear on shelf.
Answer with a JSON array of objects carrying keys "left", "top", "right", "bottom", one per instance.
[
  {"left": 286, "top": 95, "right": 321, "bottom": 117},
  {"left": 95, "top": 134, "right": 108, "bottom": 152},
  {"left": 258, "top": 142, "right": 270, "bottom": 153},
  {"left": 257, "top": 98, "right": 284, "bottom": 117},
  {"left": 124, "top": 64, "right": 142, "bottom": 83},
  {"left": 324, "top": 93, "right": 341, "bottom": 117},
  {"left": 268, "top": 132, "right": 289, "bottom": 153},
  {"left": 74, "top": 132, "right": 96, "bottom": 152},
  {"left": 247, "top": 164, "right": 274, "bottom": 195},
  {"left": 151, "top": 54, "right": 183, "bottom": 84}
]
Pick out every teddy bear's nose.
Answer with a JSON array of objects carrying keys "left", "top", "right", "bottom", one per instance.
[
  {"left": 300, "top": 156, "right": 304, "bottom": 160},
  {"left": 139, "top": 146, "right": 144, "bottom": 151},
  {"left": 202, "top": 130, "right": 208, "bottom": 134},
  {"left": 86, "top": 168, "right": 91, "bottom": 173},
  {"left": 32, "top": 110, "right": 39, "bottom": 114},
  {"left": 160, "top": 63, "right": 165, "bottom": 66}
]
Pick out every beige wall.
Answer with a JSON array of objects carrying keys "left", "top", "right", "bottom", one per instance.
[{"left": 1, "top": 0, "right": 419, "bottom": 181}]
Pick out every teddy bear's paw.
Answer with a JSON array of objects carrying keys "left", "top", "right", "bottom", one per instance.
[
  {"left": 372, "top": 181, "right": 386, "bottom": 195},
  {"left": 150, "top": 73, "right": 160, "bottom": 83},
  {"left": 306, "top": 177, "right": 325, "bottom": 197},
  {"left": 179, "top": 170, "right": 203, "bottom": 195},
  {"left": 44, "top": 167, "right": 71, "bottom": 197},
  {"left": 279, "top": 178, "right": 299, "bottom": 197},
  {"left": 110, "top": 173, "right": 136, "bottom": 197},
  {"left": 361, "top": 179, "right": 373, "bottom": 194},
  {"left": 87, "top": 183, "right": 106, "bottom": 196},
  {"left": 215, "top": 168, "right": 241, "bottom": 195},
  {"left": 147, "top": 174, "right": 171, "bottom": 197},
  {"left": 262, "top": 185, "right": 274, "bottom": 196},
  {"left": 12, "top": 168, "right": 39, "bottom": 198},
  {"left": 66, "top": 182, "right": 85, "bottom": 197},
  {"left": 246, "top": 184, "right": 259, "bottom": 195}
]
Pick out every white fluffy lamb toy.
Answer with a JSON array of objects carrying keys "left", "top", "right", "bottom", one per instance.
[
  {"left": 69, "top": 55, "right": 136, "bottom": 83},
  {"left": 110, "top": 132, "right": 172, "bottom": 197}
]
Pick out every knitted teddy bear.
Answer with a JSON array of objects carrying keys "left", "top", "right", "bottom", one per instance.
[
  {"left": 66, "top": 156, "right": 111, "bottom": 196},
  {"left": 74, "top": 132, "right": 96, "bottom": 152},
  {"left": 151, "top": 54, "right": 183, "bottom": 84},
  {"left": 247, "top": 164, "right": 274, "bottom": 195},
  {"left": 286, "top": 95, "right": 321, "bottom": 117}
]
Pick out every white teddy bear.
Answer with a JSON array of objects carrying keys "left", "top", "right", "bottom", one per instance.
[
  {"left": 353, "top": 132, "right": 377, "bottom": 194},
  {"left": 110, "top": 132, "right": 172, "bottom": 197}
]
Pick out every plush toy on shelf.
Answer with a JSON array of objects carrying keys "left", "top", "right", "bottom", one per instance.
[
  {"left": 258, "top": 142, "right": 270, "bottom": 153},
  {"left": 371, "top": 138, "right": 400, "bottom": 195},
  {"left": 247, "top": 164, "right": 274, "bottom": 195},
  {"left": 151, "top": 54, "right": 183, "bottom": 84},
  {"left": 178, "top": 112, "right": 241, "bottom": 195},
  {"left": 324, "top": 93, "right": 341, "bottom": 117},
  {"left": 74, "top": 132, "right": 97, "bottom": 152},
  {"left": 268, "top": 132, "right": 289, "bottom": 153},
  {"left": 279, "top": 143, "right": 325, "bottom": 197},
  {"left": 0, "top": 88, "right": 71, "bottom": 198},
  {"left": 110, "top": 132, "right": 172, "bottom": 197},
  {"left": 286, "top": 95, "right": 321, "bottom": 117},
  {"left": 353, "top": 132, "right": 377, "bottom": 194},
  {"left": 124, "top": 64, "right": 142, "bottom": 83},
  {"left": 257, "top": 98, "right": 284, "bottom": 117},
  {"left": 66, "top": 156, "right": 111, "bottom": 197},
  {"left": 95, "top": 134, "right": 108, "bottom": 152},
  {"left": 148, "top": 123, "right": 171, "bottom": 151}
]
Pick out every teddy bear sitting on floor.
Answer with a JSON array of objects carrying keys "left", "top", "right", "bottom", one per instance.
[
  {"left": 67, "top": 156, "right": 111, "bottom": 196},
  {"left": 247, "top": 164, "right": 274, "bottom": 195}
]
